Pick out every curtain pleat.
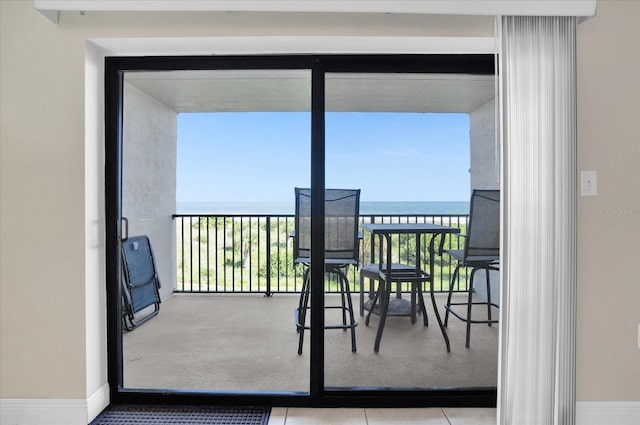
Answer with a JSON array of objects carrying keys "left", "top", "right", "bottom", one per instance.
[{"left": 498, "top": 16, "right": 577, "bottom": 425}]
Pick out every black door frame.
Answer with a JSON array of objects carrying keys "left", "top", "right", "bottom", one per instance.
[{"left": 105, "top": 54, "right": 496, "bottom": 408}]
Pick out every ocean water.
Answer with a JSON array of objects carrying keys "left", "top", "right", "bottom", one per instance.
[{"left": 177, "top": 201, "right": 469, "bottom": 215}]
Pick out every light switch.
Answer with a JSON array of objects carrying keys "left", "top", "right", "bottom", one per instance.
[{"left": 581, "top": 170, "right": 597, "bottom": 196}]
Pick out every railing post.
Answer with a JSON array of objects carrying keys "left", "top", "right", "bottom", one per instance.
[{"left": 265, "top": 216, "right": 272, "bottom": 297}]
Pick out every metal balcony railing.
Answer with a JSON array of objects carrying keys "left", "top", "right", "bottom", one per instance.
[{"left": 173, "top": 213, "right": 470, "bottom": 295}]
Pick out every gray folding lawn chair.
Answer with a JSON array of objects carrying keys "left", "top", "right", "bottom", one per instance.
[{"left": 121, "top": 235, "right": 161, "bottom": 331}]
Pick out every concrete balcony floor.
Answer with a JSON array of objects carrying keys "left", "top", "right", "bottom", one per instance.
[{"left": 123, "top": 293, "right": 498, "bottom": 392}]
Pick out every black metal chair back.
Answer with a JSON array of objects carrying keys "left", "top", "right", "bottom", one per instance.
[
  {"left": 464, "top": 189, "right": 500, "bottom": 263},
  {"left": 293, "top": 188, "right": 360, "bottom": 265}
]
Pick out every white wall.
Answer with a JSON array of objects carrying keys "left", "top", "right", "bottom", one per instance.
[
  {"left": 122, "top": 83, "right": 177, "bottom": 301},
  {"left": 84, "top": 40, "right": 110, "bottom": 419}
]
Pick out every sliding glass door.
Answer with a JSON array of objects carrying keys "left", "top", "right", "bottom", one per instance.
[
  {"left": 323, "top": 71, "right": 498, "bottom": 390},
  {"left": 119, "top": 68, "right": 312, "bottom": 393},
  {"left": 105, "top": 54, "right": 497, "bottom": 406}
]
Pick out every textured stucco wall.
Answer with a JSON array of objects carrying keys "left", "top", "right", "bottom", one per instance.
[
  {"left": 123, "top": 83, "right": 177, "bottom": 301},
  {"left": 469, "top": 99, "right": 500, "bottom": 306},
  {"left": 470, "top": 99, "right": 498, "bottom": 191}
]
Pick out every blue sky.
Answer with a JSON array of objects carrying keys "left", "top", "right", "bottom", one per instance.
[{"left": 177, "top": 112, "right": 470, "bottom": 203}]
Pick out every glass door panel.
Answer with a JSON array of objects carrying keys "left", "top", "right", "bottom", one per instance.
[
  {"left": 121, "top": 69, "right": 311, "bottom": 393},
  {"left": 324, "top": 72, "right": 498, "bottom": 390}
]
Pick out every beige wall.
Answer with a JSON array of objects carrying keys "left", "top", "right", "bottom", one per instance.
[
  {"left": 0, "top": 0, "right": 638, "bottom": 404},
  {"left": 1, "top": 3, "right": 87, "bottom": 399},
  {"left": 576, "top": 1, "right": 640, "bottom": 401}
]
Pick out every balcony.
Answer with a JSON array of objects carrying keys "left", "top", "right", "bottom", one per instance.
[{"left": 122, "top": 212, "right": 499, "bottom": 392}]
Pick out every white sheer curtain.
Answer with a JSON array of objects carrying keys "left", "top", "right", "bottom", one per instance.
[{"left": 498, "top": 16, "right": 577, "bottom": 425}]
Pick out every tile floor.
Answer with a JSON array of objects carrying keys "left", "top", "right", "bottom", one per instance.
[{"left": 269, "top": 407, "right": 496, "bottom": 425}]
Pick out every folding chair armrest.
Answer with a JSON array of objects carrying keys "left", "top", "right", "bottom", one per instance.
[{"left": 437, "top": 232, "right": 465, "bottom": 255}]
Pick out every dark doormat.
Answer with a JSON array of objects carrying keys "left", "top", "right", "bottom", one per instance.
[{"left": 90, "top": 405, "right": 271, "bottom": 425}]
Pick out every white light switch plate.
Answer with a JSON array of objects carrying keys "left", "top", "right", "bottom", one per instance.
[{"left": 581, "top": 170, "right": 597, "bottom": 196}]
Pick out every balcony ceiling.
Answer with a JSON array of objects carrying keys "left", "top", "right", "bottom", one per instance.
[{"left": 125, "top": 70, "right": 495, "bottom": 114}]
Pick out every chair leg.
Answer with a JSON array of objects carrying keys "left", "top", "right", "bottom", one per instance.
[
  {"left": 297, "top": 268, "right": 311, "bottom": 355},
  {"left": 466, "top": 267, "right": 478, "bottom": 349},
  {"left": 417, "top": 281, "right": 429, "bottom": 327},
  {"left": 365, "top": 279, "right": 381, "bottom": 326},
  {"left": 343, "top": 278, "right": 357, "bottom": 352},
  {"left": 298, "top": 267, "right": 357, "bottom": 354},
  {"left": 296, "top": 268, "right": 308, "bottom": 333},
  {"left": 359, "top": 272, "right": 365, "bottom": 317},
  {"left": 410, "top": 282, "right": 417, "bottom": 324},
  {"left": 339, "top": 274, "right": 348, "bottom": 328},
  {"left": 374, "top": 279, "right": 391, "bottom": 353},
  {"left": 444, "top": 265, "right": 460, "bottom": 327},
  {"left": 485, "top": 267, "right": 493, "bottom": 327},
  {"left": 122, "top": 314, "right": 134, "bottom": 332}
]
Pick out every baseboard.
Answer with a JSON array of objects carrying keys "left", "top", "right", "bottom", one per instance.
[
  {"left": 87, "top": 383, "right": 111, "bottom": 423},
  {"left": 0, "top": 384, "right": 110, "bottom": 425},
  {"left": 2, "top": 396, "right": 636, "bottom": 425},
  {"left": 576, "top": 401, "right": 640, "bottom": 425}
]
